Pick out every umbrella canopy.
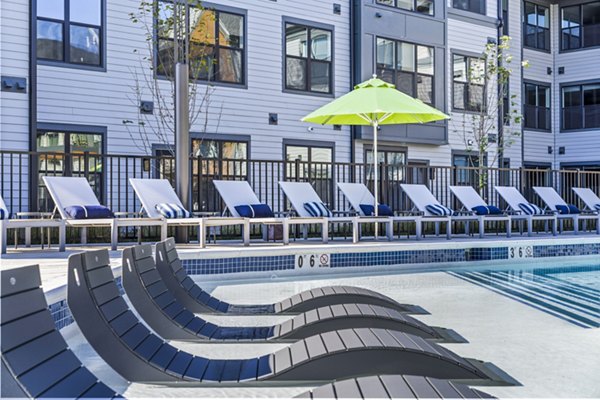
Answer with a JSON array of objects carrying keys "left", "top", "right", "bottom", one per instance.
[
  {"left": 302, "top": 76, "right": 450, "bottom": 219},
  {"left": 302, "top": 77, "right": 449, "bottom": 126}
]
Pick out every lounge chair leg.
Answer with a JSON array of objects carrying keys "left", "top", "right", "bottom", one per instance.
[
  {"left": 58, "top": 223, "right": 66, "bottom": 252},
  {"left": 552, "top": 218, "right": 557, "bottom": 236},
  {"left": 573, "top": 216, "right": 579, "bottom": 235},
  {"left": 507, "top": 219, "right": 512, "bottom": 238},
  {"left": 465, "top": 221, "right": 470, "bottom": 236},
  {"left": 81, "top": 227, "right": 87, "bottom": 245},
  {"left": 414, "top": 220, "right": 422, "bottom": 241},
  {"left": 352, "top": 220, "right": 359, "bottom": 243},
  {"left": 1, "top": 223, "right": 7, "bottom": 254},
  {"left": 527, "top": 217, "right": 533, "bottom": 237},
  {"left": 282, "top": 222, "right": 290, "bottom": 245},
  {"left": 387, "top": 221, "right": 393, "bottom": 241},
  {"left": 243, "top": 221, "right": 250, "bottom": 246},
  {"left": 160, "top": 222, "right": 167, "bottom": 242},
  {"left": 322, "top": 221, "right": 329, "bottom": 243},
  {"left": 199, "top": 222, "right": 206, "bottom": 248},
  {"left": 110, "top": 221, "right": 118, "bottom": 251},
  {"left": 478, "top": 217, "right": 485, "bottom": 238},
  {"left": 25, "top": 227, "right": 31, "bottom": 248},
  {"left": 446, "top": 219, "right": 452, "bottom": 240}
]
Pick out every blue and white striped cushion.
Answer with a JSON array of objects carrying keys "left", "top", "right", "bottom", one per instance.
[
  {"left": 303, "top": 202, "right": 333, "bottom": 218},
  {"left": 155, "top": 203, "right": 192, "bottom": 219},
  {"left": 0, "top": 209, "right": 7, "bottom": 220},
  {"left": 425, "top": 204, "right": 453, "bottom": 216},
  {"left": 518, "top": 202, "right": 544, "bottom": 215},
  {"left": 594, "top": 204, "right": 600, "bottom": 212}
]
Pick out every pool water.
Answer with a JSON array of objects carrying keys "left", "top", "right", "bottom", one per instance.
[{"left": 449, "top": 264, "right": 600, "bottom": 328}]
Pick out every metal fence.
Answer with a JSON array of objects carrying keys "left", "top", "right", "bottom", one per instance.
[{"left": 1, "top": 150, "right": 599, "bottom": 243}]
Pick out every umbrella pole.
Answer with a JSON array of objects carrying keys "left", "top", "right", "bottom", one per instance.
[{"left": 373, "top": 121, "right": 379, "bottom": 238}]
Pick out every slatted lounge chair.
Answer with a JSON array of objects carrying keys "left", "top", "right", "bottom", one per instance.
[
  {"left": 1, "top": 265, "right": 119, "bottom": 398},
  {"left": 572, "top": 187, "right": 600, "bottom": 214},
  {"left": 533, "top": 186, "right": 600, "bottom": 234},
  {"left": 122, "top": 244, "right": 462, "bottom": 343},
  {"left": 449, "top": 186, "right": 512, "bottom": 238},
  {"left": 129, "top": 178, "right": 250, "bottom": 248},
  {"left": 155, "top": 238, "right": 428, "bottom": 315},
  {"left": 494, "top": 186, "right": 558, "bottom": 236},
  {"left": 43, "top": 176, "right": 167, "bottom": 250},
  {"left": 337, "top": 183, "right": 422, "bottom": 240},
  {"left": 280, "top": 181, "right": 397, "bottom": 243},
  {"left": 67, "top": 249, "right": 506, "bottom": 385},
  {"left": 213, "top": 180, "right": 328, "bottom": 244},
  {"left": 0, "top": 195, "right": 66, "bottom": 254},
  {"left": 297, "top": 375, "right": 494, "bottom": 399}
]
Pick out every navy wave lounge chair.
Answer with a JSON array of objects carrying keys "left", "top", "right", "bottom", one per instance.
[
  {"left": 67, "top": 249, "right": 508, "bottom": 385},
  {"left": 297, "top": 375, "right": 494, "bottom": 399},
  {"left": 122, "top": 245, "right": 463, "bottom": 343},
  {"left": 155, "top": 238, "right": 428, "bottom": 315},
  {"left": 1, "top": 265, "right": 119, "bottom": 399}
]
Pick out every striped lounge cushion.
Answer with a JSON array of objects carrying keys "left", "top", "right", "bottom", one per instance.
[
  {"left": 518, "top": 202, "right": 544, "bottom": 215},
  {"left": 155, "top": 203, "right": 192, "bottom": 219},
  {"left": 303, "top": 202, "right": 333, "bottom": 218},
  {"left": 425, "top": 204, "right": 453, "bottom": 216},
  {"left": 0, "top": 208, "right": 7, "bottom": 220},
  {"left": 595, "top": 204, "right": 600, "bottom": 212}
]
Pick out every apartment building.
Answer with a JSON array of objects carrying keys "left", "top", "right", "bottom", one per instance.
[{"left": 0, "top": 0, "right": 599, "bottom": 212}]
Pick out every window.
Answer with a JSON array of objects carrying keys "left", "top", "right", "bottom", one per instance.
[
  {"left": 285, "top": 23, "right": 333, "bottom": 94},
  {"left": 365, "top": 149, "right": 407, "bottom": 182},
  {"left": 502, "top": 0, "right": 509, "bottom": 35},
  {"left": 524, "top": 2, "right": 550, "bottom": 51},
  {"left": 191, "top": 138, "right": 248, "bottom": 212},
  {"left": 524, "top": 83, "right": 551, "bottom": 130},
  {"left": 375, "top": 0, "right": 434, "bottom": 16},
  {"left": 561, "top": 3, "right": 600, "bottom": 50},
  {"left": 376, "top": 38, "right": 435, "bottom": 104},
  {"left": 36, "top": 0, "right": 103, "bottom": 66},
  {"left": 156, "top": 1, "right": 245, "bottom": 84},
  {"left": 452, "top": 0, "right": 485, "bottom": 14},
  {"left": 36, "top": 130, "right": 103, "bottom": 211},
  {"left": 452, "top": 153, "right": 485, "bottom": 187},
  {"left": 562, "top": 83, "right": 600, "bottom": 130},
  {"left": 453, "top": 54, "right": 485, "bottom": 112},
  {"left": 285, "top": 144, "right": 333, "bottom": 205}
]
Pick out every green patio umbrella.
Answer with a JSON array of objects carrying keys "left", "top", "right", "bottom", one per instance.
[{"left": 302, "top": 75, "right": 450, "bottom": 217}]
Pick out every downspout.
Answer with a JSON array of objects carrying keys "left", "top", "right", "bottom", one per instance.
[
  {"left": 29, "top": 0, "right": 38, "bottom": 211},
  {"left": 349, "top": 0, "right": 358, "bottom": 166},
  {"left": 497, "top": 1, "right": 504, "bottom": 168}
]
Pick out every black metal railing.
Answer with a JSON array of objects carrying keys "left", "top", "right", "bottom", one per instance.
[{"left": 1, "top": 150, "right": 600, "bottom": 244}]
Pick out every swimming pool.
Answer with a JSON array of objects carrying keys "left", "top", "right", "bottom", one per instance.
[{"left": 449, "top": 264, "right": 600, "bottom": 328}]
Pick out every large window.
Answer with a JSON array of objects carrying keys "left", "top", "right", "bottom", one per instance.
[
  {"left": 36, "top": 130, "right": 103, "bottom": 211},
  {"left": 285, "top": 144, "right": 333, "bottom": 205},
  {"left": 285, "top": 23, "right": 333, "bottom": 94},
  {"left": 562, "top": 83, "right": 600, "bottom": 130},
  {"left": 524, "top": 2, "right": 550, "bottom": 51},
  {"left": 452, "top": 0, "right": 485, "bottom": 14},
  {"left": 376, "top": 0, "right": 434, "bottom": 16},
  {"left": 376, "top": 38, "right": 435, "bottom": 104},
  {"left": 37, "top": 0, "right": 103, "bottom": 67},
  {"left": 156, "top": 1, "right": 245, "bottom": 84},
  {"left": 561, "top": 3, "right": 600, "bottom": 51},
  {"left": 453, "top": 54, "right": 485, "bottom": 112},
  {"left": 524, "top": 82, "right": 551, "bottom": 130}
]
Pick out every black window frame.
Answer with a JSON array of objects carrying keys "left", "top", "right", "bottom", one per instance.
[
  {"left": 523, "top": 82, "right": 551, "bottom": 131},
  {"left": 501, "top": 0, "right": 509, "bottom": 35},
  {"left": 523, "top": 1, "right": 550, "bottom": 52},
  {"left": 376, "top": 37, "right": 435, "bottom": 105},
  {"left": 452, "top": 53, "right": 486, "bottom": 112},
  {"left": 283, "top": 21, "right": 334, "bottom": 96},
  {"left": 452, "top": 0, "right": 486, "bottom": 15},
  {"left": 560, "top": 2, "right": 600, "bottom": 51},
  {"left": 561, "top": 82, "right": 600, "bottom": 131},
  {"left": 36, "top": 0, "right": 105, "bottom": 70},
  {"left": 375, "top": 0, "right": 435, "bottom": 16},
  {"left": 34, "top": 124, "right": 106, "bottom": 212},
  {"left": 154, "top": 1, "right": 246, "bottom": 86}
]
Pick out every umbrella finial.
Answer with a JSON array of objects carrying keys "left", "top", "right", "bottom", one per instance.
[{"left": 372, "top": 74, "right": 377, "bottom": 79}]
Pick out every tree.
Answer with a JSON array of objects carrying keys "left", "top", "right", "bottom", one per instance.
[
  {"left": 123, "top": 0, "right": 223, "bottom": 158},
  {"left": 452, "top": 36, "right": 529, "bottom": 192}
]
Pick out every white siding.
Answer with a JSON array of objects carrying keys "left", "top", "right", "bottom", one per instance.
[{"left": 36, "top": 0, "right": 353, "bottom": 161}]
